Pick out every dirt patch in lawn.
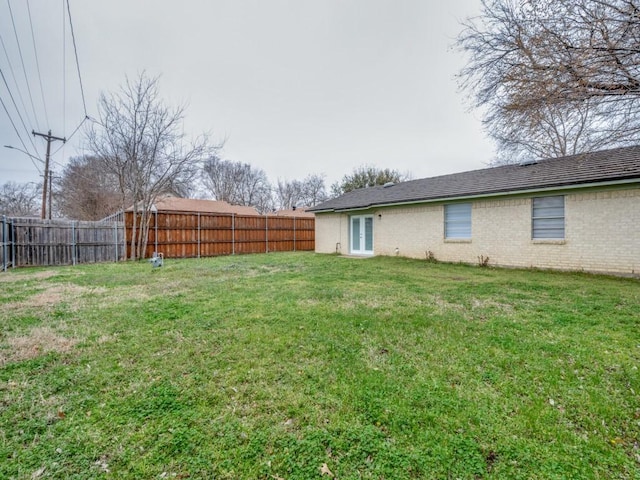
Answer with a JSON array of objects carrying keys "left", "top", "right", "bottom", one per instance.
[{"left": 0, "top": 327, "right": 77, "bottom": 366}]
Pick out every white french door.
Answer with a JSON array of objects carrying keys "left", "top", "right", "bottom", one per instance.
[{"left": 350, "top": 215, "right": 374, "bottom": 255}]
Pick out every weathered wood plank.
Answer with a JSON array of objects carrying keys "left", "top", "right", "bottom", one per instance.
[
  {"left": 1, "top": 217, "right": 125, "bottom": 268},
  {"left": 124, "top": 211, "right": 315, "bottom": 259}
]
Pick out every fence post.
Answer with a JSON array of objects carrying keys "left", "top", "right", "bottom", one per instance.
[
  {"left": 293, "top": 217, "right": 296, "bottom": 252},
  {"left": 265, "top": 214, "right": 268, "bottom": 253},
  {"left": 197, "top": 212, "right": 201, "bottom": 259},
  {"left": 155, "top": 210, "right": 159, "bottom": 255},
  {"left": 121, "top": 211, "right": 125, "bottom": 261},
  {"left": 11, "top": 219, "right": 16, "bottom": 268},
  {"left": 114, "top": 219, "right": 118, "bottom": 262},
  {"left": 72, "top": 221, "right": 77, "bottom": 266},
  {"left": 232, "top": 214, "right": 235, "bottom": 255},
  {"left": 1, "top": 215, "right": 6, "bottom": 271}
]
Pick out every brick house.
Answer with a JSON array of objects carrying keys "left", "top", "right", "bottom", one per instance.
[{"left": 309, "top": 146, "right": 640, "bottom": 276}]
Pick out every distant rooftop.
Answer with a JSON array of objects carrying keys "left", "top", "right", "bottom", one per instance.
[
  {"left": 127, "top": 195, "right": 260, "bottom": 216},
  {"left": 273, "top": 207, "right": 315, "bottom": 218}
]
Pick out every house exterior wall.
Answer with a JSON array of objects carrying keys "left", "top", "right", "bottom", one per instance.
[
  {"left": 315, "top": 213, "right": 350, "bottom": 255},
  {"left": 314, "top": 186, "right": 640, "bottom": 275}
]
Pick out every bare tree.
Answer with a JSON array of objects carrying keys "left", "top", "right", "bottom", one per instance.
[
  {"left": 300, "top": 174, "right": 328, "bottom": 207},
  {"left": 54, "top": 156, "right": 122, "bottom": 220},
  {"left": 275, "top": 174, "right": 327, "bottom": 209},
  {"left": 331, "top": 166, "right": 410, "bottom": 197},
  {"left": 0, "top": 181, "right": 40, "bottom": 216},
  {"left": 87, "top": 73, "right": 217, "bottom": 259},
  {"left": 275, "top": 178, "right": 303, "bottom": 210},
  {"left": 458, "top": 0, "right": 640, "bottom": 163},
  {"left": 489, "top": 99, "right": 635, "bottom": 163},
  {"left": 202, "top": 157, "right": 273, "bottom": 213}
]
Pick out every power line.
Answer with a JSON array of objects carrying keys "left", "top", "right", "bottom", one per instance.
[
  {"left": 66, "top": 115, "right": 88, "bottom": 142},
  {"left": 6, "top": 0, "right": 40, "bottom": 132},
  {"left": 0, "top": 0, "right": 91, "bottom": 182},
  {"left": 66, "top": 0, "right": 87, "bottom": 117},
  {"left": 0, "top": 32, "right": 33, "bottom": 135},
  {"left": 0, "top": 0, "right": 94, "bottom": 194},
  {"left": 62, "top": 0, "right": 66, "bottom": 143},
  {"left": 52, "top": 115, "right": 88, "bottom": 156},
  {"left": 26, "top": 0, "right": 49, "bottom": 127},
  {"left": 0, "top": 67, "right": 40, "bottom": 154},
  {"left": 0, "top": 95, "right": 43, "bottom": 174},
  {"left": 55, "top": 0, "right": 90, "bottom": 170}
]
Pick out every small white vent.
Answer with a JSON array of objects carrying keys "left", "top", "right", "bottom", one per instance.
[{"left": 383, "top": 182, "right": 395, "bottom": 188}]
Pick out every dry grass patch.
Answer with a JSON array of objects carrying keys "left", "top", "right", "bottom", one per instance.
[
  {"left": 339, "top": 293, "right": 401, "bottom": 312},
  {"left": 103, "top": 280, "right": 190, "bottom": 307},
  {"left": 5, "top": 283, "right": 104, "bottom": 313},
  {"left": 25, "top": 284, "right": 88, "bottom": 307},
  {"left": 428, "top": 294, "right": 514, "bottom": 320},
  {"left": 470, "top": 297, "right": 514, "bottom": 312},
  {"left": 102, "top": 285, "right": 153, "bottom": 304},
  {"left": 0, "top": 270, "right": 59, "bottom": 283},
  {"left": 0, "top": 326, "right": 77, "bottom": 366},
  {"left": 430, "top": 294, "right": 467, "bottom": 315},
  {"left": 362, "top": 338, "right": 392, "bottom": 371}
]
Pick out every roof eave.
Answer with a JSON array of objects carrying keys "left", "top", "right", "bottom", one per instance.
[{"left": 315, "top": 178, "right": 640, "bottom": 213}]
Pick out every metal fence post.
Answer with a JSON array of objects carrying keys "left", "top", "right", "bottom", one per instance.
[
  {"left": 114, "top": 220, "right": 118, "bottom": 262},
  {"left": 2, "top": 215, "right": 6, "bottom": 271},
  {"left": 72, "top": 221, "right": 77, "bottom": 266},
  {"left": 11, "top": 219, "right": 15, "bottom": 268}
]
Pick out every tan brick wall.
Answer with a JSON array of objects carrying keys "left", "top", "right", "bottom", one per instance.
[
  {"left": 314, "top": 187, "right": 640, "bottom": 275},
  {"left": 314, "top": 213, "right": 350, "bottom": 255}
]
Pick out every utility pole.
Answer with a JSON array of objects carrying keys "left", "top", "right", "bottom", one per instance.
[
  {"left": 33, "top": 130, "right": 65, "bottom": 219},
  {"left": 48, "top": 171, "right": 53, "bottom": 220}
]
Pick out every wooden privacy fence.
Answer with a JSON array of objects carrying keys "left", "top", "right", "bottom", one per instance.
[
  {"left": 0, "top": 211, "right": 314, "bottom": 269},
  {"left": 1, "top": 215, "right": 125, "bottom": 270},
  {"left": 127, "top": 211, "right": 315, "bottom": 259}
]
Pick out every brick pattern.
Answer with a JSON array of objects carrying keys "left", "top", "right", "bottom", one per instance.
[{"left": 315, "top": 187, "right": 640, "bottom": 275}]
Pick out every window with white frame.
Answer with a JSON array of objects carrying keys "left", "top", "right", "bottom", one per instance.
[
  {"left": 532, "top": 196, "right": 565, "bottom": 239},
  {"left": 444, "top": 203, "right": 472, "bottom": 239}
]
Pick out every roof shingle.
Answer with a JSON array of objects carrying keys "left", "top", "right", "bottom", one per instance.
[{"left": 310, "top": 146, "right": 640, "bottom": 212}]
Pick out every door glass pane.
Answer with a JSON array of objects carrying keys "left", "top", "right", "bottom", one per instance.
[
  {"left": 352, "top": 217, "right": 361, "bottom": 251},
  {"left": 364, "top": 217, "right": 373, "bottom": 251}
]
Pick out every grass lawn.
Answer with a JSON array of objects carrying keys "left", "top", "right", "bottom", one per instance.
[{"left": 1, "top": 252, "right": 639, "bottom": 479}]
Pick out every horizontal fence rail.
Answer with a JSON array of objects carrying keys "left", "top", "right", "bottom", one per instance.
[
  {"left": 1, "top": 215, "right": 125, "bottom": 270},
  {"left": 127, "top": 211, "right": 315, "bottom": 259}
]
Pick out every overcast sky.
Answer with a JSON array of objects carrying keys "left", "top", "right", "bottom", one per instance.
[{"left": 0, "top": 0, "right": 494, "bottom": 191}]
